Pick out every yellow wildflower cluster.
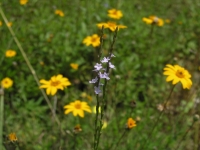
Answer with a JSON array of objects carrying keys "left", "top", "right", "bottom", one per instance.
[
  {"left": 163, "top": 64, "right": 192, "bottom": 89},
  {"left": 40, "top": 74, "right": 71, "bottom": 95},
  {"left": 64, "top": 100, "right": 92, "bottom": 118},
  {"left": 55, "top": 10, "right": 64, "bottom": 17},
  {"left": 70, "top": 63, "right": 79, "bottom": 70},
  {"left": 1, "top": 77, "right": 13, "bottom": 89},
  {"left": 20, "top": 0, "right": 28, "bottom": 5},
  {"left": 142, "top": 15, "right": 164, "bottom": 26},
  {"left": 5, "top": 50, "right": 16, "bottom": 57},
  {"left": 83, "top": 34, "right": 100, "bottom": 47}
]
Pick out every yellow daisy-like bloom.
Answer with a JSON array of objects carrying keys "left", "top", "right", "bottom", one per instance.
[
  {"left": 82, "top": 34, "right": 100, "bottom": 47},
  {"left": 55, "top": 10, "right": 64, "bottom": 17},
  {"left": 97, "top": 21, "right": 127, "bottom": 32},
  {"left": 163, "top": 64, "right": 192, "bottom": 89},
  {"left": 8, "top": 133, "right": 17, "bottom": 142},
  {"left": 7, "top": 22, "right": 12, "bottom": 27},
  {"left": 1, "top": 77, "right": 13, "bottom": 89},
  {"left": 108, "top": 9, "right": 123, "bottom": 19},
  {"left": 64, "top": 100, "right": 92, "bottom": 117},
  {"left": 142, "top": 16, "right": 164, "bottom": 26},
  {"left": 20, "top": 0, "right": 28, "bottom": 5},
  {"left": 39, "top": 74, "right": 71, "bottom": 96},
  {"left": 126, "top": 118, "right": 136, "bottom": 129},
  {"left": 0, "top": 21, "right": 2, "bottom": 26},
  {"left": 5, "top": 50, "right": 16, "bottom": 57},
  {"left": 70, "top": 63, "right": 79, "bottom": 70}
]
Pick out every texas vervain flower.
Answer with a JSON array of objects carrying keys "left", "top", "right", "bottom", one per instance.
[
  {"left": 163, "top": 64, "right": 192, "bottom": 89},
  {"left": 1, "top": 77, "right": 13, "bottom": 89},
  {"left": 142, "top": 15, "right": 164, "bottom": 26},
  {"left": 64, "top": 100, "right": 92, "bottom": 117},
  {"left": 55, "top": 10, "right": 64, "bottom": 17},
  {"left": 39, "top": 74, "right": 71, "bottom": 95},
  {"left": 89, "top": 53, "right": 115, "bottom": 94},
  {"left": 97, "top": 22, "right": 127, "bottom": 31},
  {"left": 5, "top": 50, "right": 16, "bottom": 57},
  {"left": 108, "top": 9, "right": 123, "bottom": 19},
  {"left": 82, "top": 34, "right": 100, "bottom": 47}
]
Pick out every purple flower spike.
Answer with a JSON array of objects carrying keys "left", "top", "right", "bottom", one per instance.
[
  {"left": 94, "top": 86, "right": 101, "bottom": 94},
  {"left": 89, "top": 77, "right": 98, "bottom": 84},
  {"left": 101, "top": 57, "right": 110, "bottom": 63},
  {"left": 109, "top": 62, "right": 115, "bottom": 69},
  {"left": 99, "top": 72, "right": 110, "bottom": 80},
  {"left": 94, "top": 63, "right": 102, "bottom": 71}
]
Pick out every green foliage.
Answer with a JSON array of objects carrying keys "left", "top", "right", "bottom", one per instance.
[{"left": 0, "top": 0, "right": 200, "bottom": 150}]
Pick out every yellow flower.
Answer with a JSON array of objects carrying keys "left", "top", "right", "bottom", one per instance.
[
  {"left": 55, "top": 10, "right": 64, "bottom": 17},
  {"left": 0, "top": 21, "right": 2, "bottom": 26},
  {"left": 102, "top": 121, "right": 108, "bottom": 129},
  {"left": 39, "top": 74, "right": 71, "bottom": 95},
  {"left": 165, "top": 19, "right": 171, "bottom": 24},
  {"left": 20, "top": 0, "right": 28, "bottom": 5},
  {"left": 126, "top": 118, "right": 136, "bottom": 129},
  {"left": 1, "top": 78, "right": 13, "bottom": 89},
  {"left": 92, "top": 106, "right": 101, "bottom": 114},
  {"left": 73, "top": 124, "right": 82, "bottom": 133},
  {"left": 64, "top": 100, "right": 92, "bottom": 117},
  {"left": 142, "top": 16, "right": 164, "bottom": 26},
  {"left": 8, "top": 133, "right": 17, "bottom": 142},
  {"left": 5, "top": 50, "right": 16, "bottom": 57},
  {"left": 83, "top": 34, "right": 100, "bottom": 47},
  {"left": 70, "top": 63, "right": 79, "bottom": 70},
  {"left": 163, "top": 64, "right": 192, "bottom": 89},
  {"left": 7, "top": 22, "right": 12, "bottom": 27},
  {"left": 97, "top": 22, "right": 127, "bottom": 32},
  {"left": 108, "top": 9, "right": 123, "bottom": 19}
]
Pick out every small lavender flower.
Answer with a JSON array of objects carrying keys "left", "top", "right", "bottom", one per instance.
[
  {"left": 94, "top": 63, "right": 103, "bottom": 71},
  {"left": 101, "top": 57, "right": 110, "bottom": 63},
  {"left": 109, "top": 62, "right": 115, "bottom": 69},
  {"left": 89, "top": 77, "right": 98, "bottom": 84},
  {"left": 94, "top": 86, "right": 101, "bottom": 94},
  {"left": 99, "top": 72, "right": 110, "bottom": 80},
  {"left": 111, "top": 53, "right": 115, "bottom": 57}
]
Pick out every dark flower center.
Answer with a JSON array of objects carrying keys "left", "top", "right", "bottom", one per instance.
[
  {"left": 75, "top": 103, "right": 81, "bottom": 109},
  {"left": 176, "top": 70, "right": 184, "bottom": 78},
  {"left": 50, "top": 81, "right": 60, "bottom": 86}
]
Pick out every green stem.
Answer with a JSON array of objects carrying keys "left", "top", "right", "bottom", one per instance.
[
  {"left": 174, "top": 121, "right": 195, "bottom": 150},
  {"left": 111, "top": 130, "right": 127, "bottom": 150},
  {"left": 0, "top": 87, "right": 4, "bottom": 150},
  {"left": 0, "top": 6, "right": 62, "bottom": 131},
  {"left": 140, "top": 85, "right": 175, "bottom": 150}
]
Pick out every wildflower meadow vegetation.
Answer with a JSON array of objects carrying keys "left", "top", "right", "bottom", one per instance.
[{"left": 0, "top": 0, "right": 200, "bottom": 150}]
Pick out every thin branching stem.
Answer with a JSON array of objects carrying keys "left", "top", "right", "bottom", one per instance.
[
  {"left": 0, "top": 6, "right": 63, "bottom": 133},
  {"left": 174, "top": 120, "right": 195, "bottom": 150},
  {"left": 140, "top": 85, "right": 175, "bottom": 150}
]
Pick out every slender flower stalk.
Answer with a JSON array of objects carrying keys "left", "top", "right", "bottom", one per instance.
[
  {"left": 174, "top": 119, "right": 196, "bottom": 150},
  {"left": 90, "top": 26, "right": 118, "bottom": 150},
  {"left": 0, "top": 6, "right": 63, "bottom": 132}
]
